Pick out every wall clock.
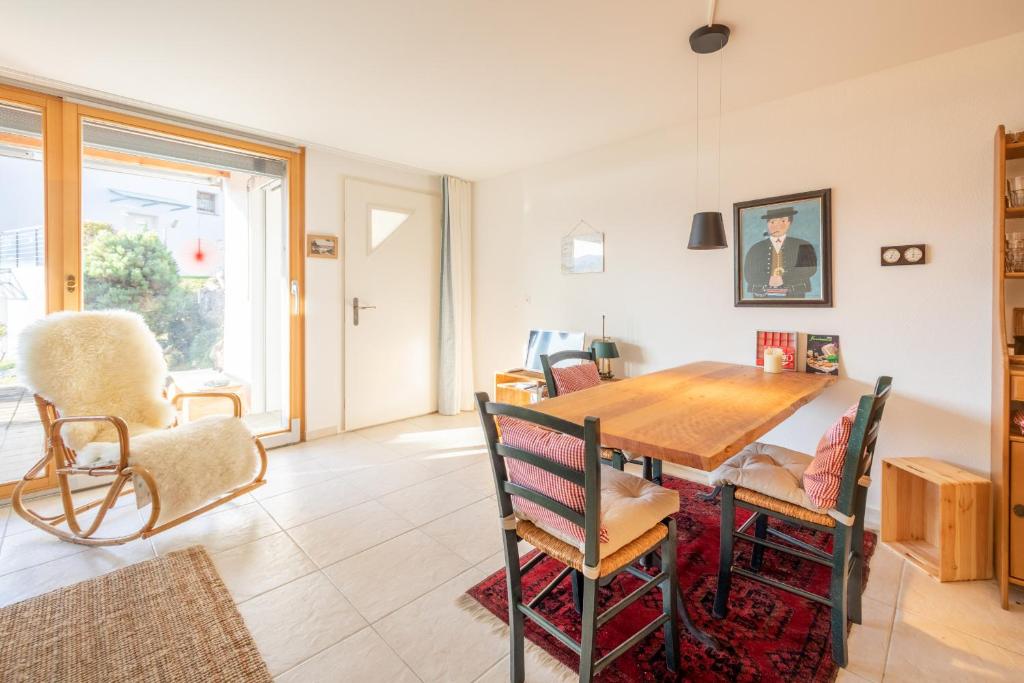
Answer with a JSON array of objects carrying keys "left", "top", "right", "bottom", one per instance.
[{"left": 880, "top": 244, "right": 926, "bottom": 266}]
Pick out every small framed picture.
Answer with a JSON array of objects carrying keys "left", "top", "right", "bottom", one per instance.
[
  {"left": 306, "top": 233, "right": 339, "bottom": 259},
  {"left": 734, "top": 188, "right": 832, "bottom": 307}
]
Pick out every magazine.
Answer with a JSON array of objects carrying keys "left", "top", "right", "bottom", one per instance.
[{"left": 806, "top": 334, "right": 840, "bottom": 375}]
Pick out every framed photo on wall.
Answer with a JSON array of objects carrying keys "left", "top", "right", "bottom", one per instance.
[
  {"left": 306, "top": 233, "right": 339, "bottom": 259},
  {"left": 733, "top": 188, "right": 832, "bottom": 307}
]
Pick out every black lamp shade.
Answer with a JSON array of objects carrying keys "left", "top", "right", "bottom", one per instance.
[
  {"left": 590, "top": 339, "right": 619, "bottom": 359},
  {"left": 688, "top": 211, "right": 727, "bottom": 250}
]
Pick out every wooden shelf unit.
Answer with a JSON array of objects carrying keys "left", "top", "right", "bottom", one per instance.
[{"left": 992, "top": 124, "right": 1024, "bottom": 608}]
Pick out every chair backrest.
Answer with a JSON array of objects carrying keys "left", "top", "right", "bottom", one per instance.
[
  {"left": 475, "top": 391, "right": 603, "bottom": 568},
  {"left": 540, "top": 349, "right": 599, "bottom": 398},
  {"left": 18, "top": 310, "right": 176, "bottom": 448},
  {"left": 835, "top": 376, "right": 893, "bottom": 517}
]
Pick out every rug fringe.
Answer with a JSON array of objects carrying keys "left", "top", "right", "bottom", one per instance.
[
  {"left": 456, "top": 593, "right": 575, "bottom": 681},
  {"left": 455, "top": 592, "right": 509, "bottom": 636}
]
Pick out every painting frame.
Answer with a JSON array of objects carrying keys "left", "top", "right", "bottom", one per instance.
[
  {"left": 733, "top": 188, "right": 832, "bottom": 308},
  {"left": 306, "top": 233, "right": 339, "bottom": 259}
]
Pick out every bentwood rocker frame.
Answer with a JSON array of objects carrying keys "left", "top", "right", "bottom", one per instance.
[
  {"left": 476, "top": 392, "right": 680, "bottom": 681},
  {"left": 539, "top": 350, "right": 663, "bottom": 483},
  {"left": 12, "top": 392, "right": 267, "bottom": 546},
  {"left": 713, "top": 376, "right": 892, "bottom": 667}
]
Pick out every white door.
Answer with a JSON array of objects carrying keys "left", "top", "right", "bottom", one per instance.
[{"left": 343, "top": 179, "right": 440, "bottom": 430}]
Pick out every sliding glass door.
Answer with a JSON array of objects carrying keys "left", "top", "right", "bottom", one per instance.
[
  {"left": 72, "top": 111, "right": 304, "bottom": 444},
  {"left": 0, "top": 87, "right": 304, "bottom": 497},
  {"left": 0, "top": 86, "right": 63, "bottom": 496}
]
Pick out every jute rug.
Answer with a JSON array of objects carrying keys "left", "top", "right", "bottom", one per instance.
[
  {"left": 464, "top": 476, "right": 877, "bottom": 682},
  {"left": 0, "top": 546, "right": 271, "bottom": 683}
]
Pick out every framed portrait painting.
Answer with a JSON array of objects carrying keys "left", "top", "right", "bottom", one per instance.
[{"left": 733, "top": 188, "right": 832, "bottom": 307}]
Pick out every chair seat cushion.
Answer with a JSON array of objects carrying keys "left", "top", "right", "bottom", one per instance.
[
  {"left": 520, "top": 467, "right": 679, "bottom": 559},
  {"left": 710, "top": 442, "right": 826, "bottom": 513}
]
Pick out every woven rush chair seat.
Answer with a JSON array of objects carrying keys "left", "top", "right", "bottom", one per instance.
[
  {"left": 733, "top": 487, "right": 836, "bottom": 527},
  {"left": 516, "top": 520, "right": 669, "bottom": 577}
]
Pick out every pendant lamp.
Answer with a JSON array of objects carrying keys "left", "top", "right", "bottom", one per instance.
[{"left": 686, "top": 6, "right": 729, "bottom": 251}]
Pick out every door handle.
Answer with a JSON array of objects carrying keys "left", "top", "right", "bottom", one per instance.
[
  {"left": 290, "top": 280, "right": 299, "bottom": 315},
  {"left": 65, "top": 274, "right": 77, "bottom": 293},
  {"left": 353, "top": 297, "right": 376, "bottom": 326}
]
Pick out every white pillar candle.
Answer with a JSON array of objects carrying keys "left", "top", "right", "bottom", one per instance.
[{"left": 763, "top": 347, "right": 784, "bottom": 373}]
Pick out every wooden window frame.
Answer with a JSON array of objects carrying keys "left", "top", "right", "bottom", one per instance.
[{"left": 0, "top": 84, "right": 306, "bottom": 499}]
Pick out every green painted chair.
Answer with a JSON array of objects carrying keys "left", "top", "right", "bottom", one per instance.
[
  {"left": 539, "top": 350, "right": 663, "bottom": 483},
  {"left": 475, "top": 392, "right": 680, "bottom": 682},
  {"left": 711, "top": 377, "right": 892, "bottom": 667}
]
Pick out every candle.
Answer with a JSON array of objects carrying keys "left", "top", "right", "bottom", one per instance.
[{"left": 763, "top": 347, "right": 784, "bottom": 373}]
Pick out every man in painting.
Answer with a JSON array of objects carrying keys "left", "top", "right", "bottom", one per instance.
[{"left": 743, "top": 206, "right": 817, "bottom": 298}]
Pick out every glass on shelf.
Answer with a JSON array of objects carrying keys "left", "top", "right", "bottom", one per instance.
[{"left": 1006, "top": 232, "right": 1024, "bottom": 273}]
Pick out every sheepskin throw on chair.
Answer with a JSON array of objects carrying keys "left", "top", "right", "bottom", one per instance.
[{"left": 17, "top": 310, "right": 264, "bottom": 529}]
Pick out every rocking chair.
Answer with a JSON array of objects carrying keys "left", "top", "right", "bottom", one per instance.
[{"left": 12, "top": 310, "right": 267, "bottom": 546}]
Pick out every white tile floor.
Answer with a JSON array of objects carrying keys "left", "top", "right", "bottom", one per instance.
[{"left": 1, "top": 411, "right": 1023, "bottom": 682}]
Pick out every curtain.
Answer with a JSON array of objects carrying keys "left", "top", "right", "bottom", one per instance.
[{"left": 438, "top": 176, "right": 474, "bottom": 415}]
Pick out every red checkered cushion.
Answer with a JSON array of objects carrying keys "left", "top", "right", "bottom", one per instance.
[
  {"left": 803, "top": 404, "right": 859, "bottom": 509},
  {"left": 496, "top": 415, "right": 607, "bottom": 546},
  {"left": 551, "top": 362, "right": 601, "bottom": 395}
]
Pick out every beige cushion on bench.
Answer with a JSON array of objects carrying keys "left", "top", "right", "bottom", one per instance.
[
  {"left": 710, "top": 442, "right": 827, "bottom": 514},
  {"left": 519, "top": 467, "right": 679, "bottom": 559}
]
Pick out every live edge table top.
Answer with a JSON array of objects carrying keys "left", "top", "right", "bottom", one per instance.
[{"left": 529, "top": 361, "right": 836, "bottom": 472}]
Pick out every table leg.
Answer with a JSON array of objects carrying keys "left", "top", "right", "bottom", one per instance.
[{"left": 676, "top": 584, "right": 721, "bottom": 650}]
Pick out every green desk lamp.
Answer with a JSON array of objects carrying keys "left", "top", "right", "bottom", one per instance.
[{"left": 590, "top": 315, "right": 620, "bottom": 380}]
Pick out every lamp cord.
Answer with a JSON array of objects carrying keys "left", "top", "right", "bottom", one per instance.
[{"left": 717, "top": 34, "right": 724, "bottom": 210}]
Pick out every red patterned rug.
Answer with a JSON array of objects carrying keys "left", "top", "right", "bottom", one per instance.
[{"left": 464, "top": 476, "right": 876, "bottom": 682}]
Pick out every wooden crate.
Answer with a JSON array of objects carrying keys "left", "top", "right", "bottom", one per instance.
[{"left": 881, "top": 458, "right": 992, "bottom": 582}]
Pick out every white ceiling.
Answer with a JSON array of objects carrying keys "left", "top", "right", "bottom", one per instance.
[{"left": 3, "top": 1, "right": 1024, "bottom": 179}]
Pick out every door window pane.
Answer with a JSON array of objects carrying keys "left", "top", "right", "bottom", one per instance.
[
  {"left": 370, "top": 207, "right": 412, "bottom": 251},
  {"left": 0, "top": 101, "right": 46, "bottom": 483},
  {"left": 80, "top": 121, "right": 291, "bottom": 434}
]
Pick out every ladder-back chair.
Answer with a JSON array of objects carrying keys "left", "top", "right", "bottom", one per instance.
[
  {"left": 539, "top": 350, "right": 662, "bottom": 483},
  {"left": 712, "top": 377, "right": 892, "bottom": 666},
  {"left": 476, "top": 391, "right": 680, "bottom": 681}
]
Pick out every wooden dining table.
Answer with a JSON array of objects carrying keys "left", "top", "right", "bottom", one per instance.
[
  {"left": 529, "top": 360, "right": 836, "bottom": 649},
  {"left": 531, "top": 360, "right": 836, "bottom": 472}
]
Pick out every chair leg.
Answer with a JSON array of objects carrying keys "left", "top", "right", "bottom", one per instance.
[
  {"left": 661, "top": 518, "right": 680, "bottom": 673},
  {"left": 713, "top": 486, "right": 736, "bottom": 619},
  {"left": 848, "top": 496, "right": 867, "bottom": 625},
  {"left": 830, "top": 529, "right": 851, "bottom": 668},
  {"left": 697, "top": 485, "right": 722, "bottom": 503},
  {"left": 571, "top": 569, "right": 584, "bottom": 614},
  {"left": 502, "top": 529, "right": 525, "bottom": 683},
  {"left": 578, "top": 575, "right": 599, "bottom": 682},
  {"left": 750, "top": 513, "right": 768, "bottom": 571}
]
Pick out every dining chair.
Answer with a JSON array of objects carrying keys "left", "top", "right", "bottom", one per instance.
[
  {"left": 710, "top": 377, "right": 891, "bottom": 667},
  {"left": 539, "top": 350, "right": 662, "bottom": 483},
  {"left": 475, "top": 392, "right": 681, "bottom": 682}
]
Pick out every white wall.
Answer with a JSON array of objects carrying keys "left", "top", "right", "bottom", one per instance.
[
  {"left": 304, "top": 147, "right": 438, "bottom": 438},
  {"left": 473, "top": 32, "right": 1024, "bottom": 514}
]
